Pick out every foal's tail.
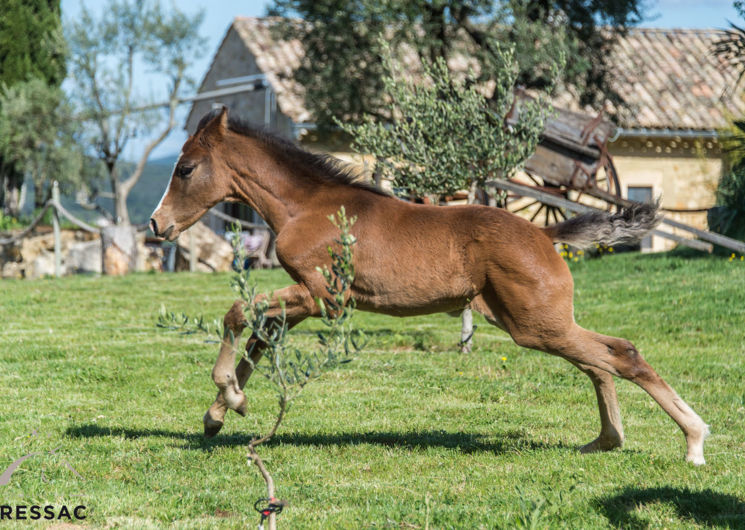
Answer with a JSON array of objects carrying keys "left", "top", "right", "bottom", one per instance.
[{"left": 543, "top": 201, "right": 662, "bottom": 249}]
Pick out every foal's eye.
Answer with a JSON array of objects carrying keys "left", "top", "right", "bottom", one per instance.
[{"left": 176, "top": 165, "right": 194, "bottom": 179}]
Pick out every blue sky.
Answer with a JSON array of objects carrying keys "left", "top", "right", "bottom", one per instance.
[
  {"left": 642, "top": 0, "right": 739, "bottom": 27},
  {"left": 60, "top": 0, "right": 741, "bottom": 159}
]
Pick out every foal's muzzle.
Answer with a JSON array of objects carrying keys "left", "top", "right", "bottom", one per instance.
[{"left": 149, "top": 218, "right": 174, "bottom": 240}]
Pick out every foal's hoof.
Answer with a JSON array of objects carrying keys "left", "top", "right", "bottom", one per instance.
[
  {"left": 203, "top": 410, "right": 224, "bottom": 438},
  {"left": 685, "top": 423, "right": 710, "bottom": 466},
  {"left": 686, "top": 454, "right": 706, "bottom": 466},
  {"left": 579, "top": 435, "right": 623, "bottom": 454},
  {"left": 204, "top": 423, "right": 223, "bottom": 438}
]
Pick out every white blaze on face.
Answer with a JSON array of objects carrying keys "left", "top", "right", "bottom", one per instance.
[{"left": 151, "top": 150, "right": 182, "bottom": 218}]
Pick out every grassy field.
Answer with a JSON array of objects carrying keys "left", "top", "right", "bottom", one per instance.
[{"left": 1, "top": 250, "right": 744, "bottom": 528}]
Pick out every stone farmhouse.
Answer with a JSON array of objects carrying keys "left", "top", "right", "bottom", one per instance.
[{"left": 187, "top": 17, "right": 745, "bottom": 251}]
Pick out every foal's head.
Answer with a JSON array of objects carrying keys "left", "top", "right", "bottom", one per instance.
[{"left": 150, "top": 107, "right": 234, "bottom": 241}]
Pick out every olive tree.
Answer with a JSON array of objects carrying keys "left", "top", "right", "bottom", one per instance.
[
  {"left": 340, "top": 41, "right": 557, "bottom": 352},
  {"left": 0, "top": 79, "right": 83, "bottom": 209}
]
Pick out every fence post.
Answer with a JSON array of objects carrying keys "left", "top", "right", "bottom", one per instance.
[
  {"left": 189, "top": 226, "right": 197, "bottom": 272},
  {"left": 52, "top": 181, "right": 62, "bottom": 278}
]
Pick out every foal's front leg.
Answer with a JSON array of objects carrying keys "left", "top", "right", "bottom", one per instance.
[
  {"left": 210, "top": 300, "right": 250, "bottom": 416},
  {"left": 203, "top": 284, "right": 316, "bottom": 437},
  {"left": 203, "top": 340, "right": 260, "bottom": 437}
]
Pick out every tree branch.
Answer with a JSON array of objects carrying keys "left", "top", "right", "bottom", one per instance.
[
  {"left": 246, "top": 394, "right": 287, "bottom": 530},
  {"left": 84, "top": 55, "right": 111, "bottom": 150},
  {"left": 75, "top": 193, "right": 115, "bottom": 222},
  {"left": 247, "top": 447, "right": 275, "bottom": 499},
  {"left": 120, "top": 73, "right": 182, "bottom": 197}
]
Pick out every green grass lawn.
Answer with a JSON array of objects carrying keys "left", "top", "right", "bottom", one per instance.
[{"left": 1, "top": 251, "right": 744, "bottom": 528}]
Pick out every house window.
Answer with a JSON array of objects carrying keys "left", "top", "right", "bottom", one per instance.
[{"left": 627, "top": 186, "right": 654, "bottom": 251}]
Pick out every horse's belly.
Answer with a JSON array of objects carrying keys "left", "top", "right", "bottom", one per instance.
[
  {"left": 355, "top": 295, "right": 469, "bottom": 317},
  {"left": 352, "top": 265, "right": 474, "bottom": 317}
]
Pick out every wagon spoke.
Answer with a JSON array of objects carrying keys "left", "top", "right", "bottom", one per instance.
[
  {"left": 512, "top": 200, "right": 541, "bottom": 214},
  {"left": 549, "top": 207, "right": 561, "bottom": 226},
  {"left": 530, "top": 204, "right": 545, "bottom": 223},
  {"left": 527, "top": 173, "right": 542, "bottom": 187}
]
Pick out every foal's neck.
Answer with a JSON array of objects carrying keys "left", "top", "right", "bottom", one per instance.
[{"left": 225, "top": 135, "right": 326, "bottom": 234}]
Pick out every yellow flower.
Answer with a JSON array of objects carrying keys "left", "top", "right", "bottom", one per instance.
[
  {"left": 741, "top": 256, "right": 744, "bottom": 261},
  {"left": 501, "top": 356, "right": 507, "bottom": 361},
  {"left": 608, "top": 247, "right": 614, "bottom": 252},
  {"left": 568, "top": 252, "right": 573, "bottom": 258}
]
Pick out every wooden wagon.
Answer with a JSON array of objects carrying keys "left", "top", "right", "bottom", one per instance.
[
  {"left": 502, "top": 90, "right": 621, "bottom": 225},
  {"left": 495, "top": 92, "right": 745, "bottom": 254}
]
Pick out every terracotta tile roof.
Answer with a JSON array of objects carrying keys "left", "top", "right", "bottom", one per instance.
[
  {"left": 222, "top": 18, "right": 745, "bottom": 131},
  {"left": 603, "top": 28, "right": 745, "bottom": 130},
  {"left": 232, "top": 17, "right": 311, "bottom": 123}
]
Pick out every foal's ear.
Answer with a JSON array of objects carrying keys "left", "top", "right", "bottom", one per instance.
[
  {"left": 217, "top": 106, "right": 229, "bottom": 132},
  {"left": 204, "top": 106, "right": 229, "bottom": 136}
]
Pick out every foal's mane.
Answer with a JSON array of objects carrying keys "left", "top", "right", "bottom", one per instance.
[{"left": 196, "top": 109, "right": 390, "bottom": 197}]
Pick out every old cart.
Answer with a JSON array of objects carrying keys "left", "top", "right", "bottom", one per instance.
[{"left": 495, "top": 92, "right": 745, "bottom": 254}]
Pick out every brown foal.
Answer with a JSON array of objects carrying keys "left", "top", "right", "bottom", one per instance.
[{"left": 151, "top": 107, "right": 708, "bottom": 464}]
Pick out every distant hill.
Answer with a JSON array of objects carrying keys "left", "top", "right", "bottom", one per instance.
[
  {"left": 126, "top": 154, "right": 177, "bottom": 224},
  {"left": 53, "top": 154, "right": 177, "bottom": 226}
]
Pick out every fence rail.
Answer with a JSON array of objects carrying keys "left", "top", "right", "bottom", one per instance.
[
  {"left": 0, "top": 182, "right": 101, "bottom": 245},
  {"left": 207, "top": 207, "right": 269, "bottom": 230},
  {"left": 0, "top": 182, "right": 102, "bottom": 277}
]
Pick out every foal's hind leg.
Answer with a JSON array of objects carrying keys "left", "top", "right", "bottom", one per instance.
[
  {"left": 203, "top": 284, "right": 316, "bottom": 437},
  {"left": 473, "top": 286, "right": 707, "bottom": 463},
  {"left": 569, "top": 361, "right": 624, "bottom": 452},
  {"left": 549, "top": 326, "right": 709, "bottom": 464},
  {"left": 472, "top": 294, "right": 622, "bottom": 454}
]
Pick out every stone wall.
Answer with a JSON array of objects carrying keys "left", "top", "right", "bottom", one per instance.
[
  {"left": 0, "top": 221, "right": 235, "bottom": 279},
  {"left": 0, "top": 229, "right": 160, "bottom": 279}
]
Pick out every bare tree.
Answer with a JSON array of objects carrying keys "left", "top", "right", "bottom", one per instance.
[{"left": 66, "top": 0, "right": 205, "bottom": 273}]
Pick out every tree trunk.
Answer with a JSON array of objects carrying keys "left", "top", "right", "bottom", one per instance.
[
  {"left": 111, "top": 167, "right": 132, "bottom": 226},
  {"left": 33, "top": 179, "right": 46, "bottom": 210},
  {"left": 103, "top": 165, "right": 138, "bottom": 275},
  {"left": 2, "top": 171, "right": 24, "bottom": 217},
  {"left": 101, "top": 223, "right": 137, "bottom": 275},
  {"left": 114, "top": 189, "right": 130, "bottom": 226}
]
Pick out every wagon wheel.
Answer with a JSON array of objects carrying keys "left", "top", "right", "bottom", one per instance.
[{"left": 504, "top": 161, "right": 622, "bottom": 227}]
